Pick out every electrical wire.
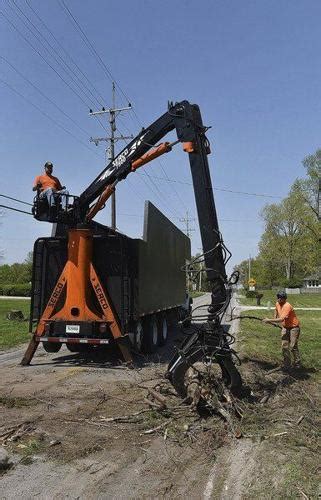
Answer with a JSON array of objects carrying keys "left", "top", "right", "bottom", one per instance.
[
  {"left": 2, "top": 4, "right": 108, "bottom": 131},
  {"left": 54, "top": 0, "right": 187, "bottom": 217},
  {"left": 0, "top": 194, "right": 32, "bottom": 206},
  {"left": 1, "top": 7, "right": 92, "bottom": 110},
  {"left": 25, "top": 0, "right": 106, "bottom": 105},
  {"left": 8, "top": 0, "right": 101, "bottom": 109},
  {"left": 115, "top": 130, "right": 185, "bottom": 219},
  {"left": 1, "top": 56, "right": 92, "bottom": 138},
  {"left": 0, "top": 204, "right": 32, "bottom": 215},
  {"left": 0, "top": 78, "right": 104, "bottom": 158},
  {"left": 135, "top": 173, "right": 282, "bottom": 199},
  {"left": 57, "top": 0, "right": 131, "bottom": 107}
]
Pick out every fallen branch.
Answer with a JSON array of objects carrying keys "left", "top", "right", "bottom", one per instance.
[
  {"left": 32, "top": 397, "right": 56, "bottom": 407},
  {"left": 143, "top": 398, "right": 162, "bottom": 410},
  {"left": 142, "top": 419, "right": 173, "bottom": 435},
  {"left": 98, "top": 409, "right": 151, "bottom": 423},
  {"left": 0, "top": 422, "right": 35, "bottom": 444},
  {"left": 296, "top": 486, "right": 309, "bottom": 500},
  {"left": 147, "top": 388, "right": 167, "bottom": 408},
  {"left": 269, "top": 431, "right": 288, "bottom": 438}
]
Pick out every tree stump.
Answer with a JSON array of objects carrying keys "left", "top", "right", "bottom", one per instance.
[{"left": 6, "top": 310, "right": 24, "bottom": 321}]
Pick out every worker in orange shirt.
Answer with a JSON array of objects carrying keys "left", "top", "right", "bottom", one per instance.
[
  {"left": 263, "top": 291, "right": 301, "bottom": 369},
  {"left": 33, "top": 161, "right": 69, "bottom": 210}
]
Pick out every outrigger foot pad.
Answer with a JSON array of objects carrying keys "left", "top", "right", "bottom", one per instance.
[
  {"left": 20, "top": 336, "right": 39, "bottom": 366},
  {"left": 116, "top": 336, "right": 133, "bottom": 365}
]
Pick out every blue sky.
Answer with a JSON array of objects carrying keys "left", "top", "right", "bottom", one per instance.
[{"left": 1, "top": 0, "right": 320, "bottom": 272}]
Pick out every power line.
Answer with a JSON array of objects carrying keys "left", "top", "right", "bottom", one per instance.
[
  {"left": 1, "top": 56, "right": 92, "bottom": 138},
  {"left": 0, "top": 204, "right": 32, "bottom": 215},
  {"left": 0, "top": 194, "right": 32, "bottom": 206},
  {"left": 6, "top": 1, "right": 109, "bottom": 133},
  {"left": 53, "top": 1, "right": 187, "bottom": 219},
  {"left": 56, "top": 0, "right": 144, "bottom": 132},
  {"left": 1, "top": 7, "right": 94, "bottom": 110},
  {"left": 115, "top": 132, "right": 185, "bottom": 220},
  {"left": 8, "top": 0, "right": 101, "bottom": 109},
  {"left": 25, "top": 0, "right": 106, "bottom": 103},
  {"left": 136, "top": 172, "right": 282, "bottom": 199},
  {"left": 57, "top": 0, "right": 131, "bottom": 107},
  {"left": 0, "top": 78, "right": 104, "bottom": 158}
]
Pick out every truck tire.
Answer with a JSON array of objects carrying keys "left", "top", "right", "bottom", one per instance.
[
  {"left": 43, "top": 342, "right": 61, "bottom": 353},
  {"left": 133, "top": 320, "right": 144, "bottom": 352},
  {"left": 66, "top": 343, "right": 90, "bottom": 353},
  {"left": 158, "top": 313, "right": 168, "bottom": 346},
  {"left": 167, "top": 308, "right": 179, "bottom": 327},
  {"left": 143, "top": 315, "right": 159, "bottom": 353}
]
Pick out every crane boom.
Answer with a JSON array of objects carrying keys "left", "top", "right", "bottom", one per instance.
[{"left": 30, "top": 100, "right": 241, "bottom": 391}]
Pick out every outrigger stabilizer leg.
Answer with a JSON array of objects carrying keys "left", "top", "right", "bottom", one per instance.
[{"left": 21, "top": 228, "right": 133, "bottom": 366}]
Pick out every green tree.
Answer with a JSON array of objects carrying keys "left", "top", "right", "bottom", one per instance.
[{"left": 259, "top": 193, "right": 315, "bottom": 283}]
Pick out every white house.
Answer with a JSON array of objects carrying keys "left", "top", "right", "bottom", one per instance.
[{"left": 302, "top": 271, "right": 321, "bottom": 289}]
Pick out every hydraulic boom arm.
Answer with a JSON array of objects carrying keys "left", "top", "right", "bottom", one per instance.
[{"left": 79, "top": 101, "right": 228, "bottom": 315}]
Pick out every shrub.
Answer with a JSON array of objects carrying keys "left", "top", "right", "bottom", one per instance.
[
  {"left": 245, "top": 290, "right": 257, "bottom": 298},
  {"left": 0, "top": 283, "right": 31, "bottom": 297}
]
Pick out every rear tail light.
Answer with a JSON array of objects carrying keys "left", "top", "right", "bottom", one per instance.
[{"left": 99, "top": 323, "right": 107, "bottom": 333}]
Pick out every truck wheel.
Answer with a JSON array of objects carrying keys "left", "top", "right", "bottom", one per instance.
[
  {"left": 67, "top": 344, "right": 91, "bottom": 353},
  {"left": 143, "top": 315, "right": 159, "bottom": 354},
  {"left": 167, "top": 308, "right": 179, "bottom": 327},
  {"left": 158, "top": 313, "right": 168, "bottom": 346},
  {"left": 133, "top": 320, "right": 144, "bottom": 352},
  {"left": 43, "top": 342, "right": 61, "bottom": 353}
]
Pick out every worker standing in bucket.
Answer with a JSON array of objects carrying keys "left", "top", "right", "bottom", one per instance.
[{"left": 263, "top": 291, "right": 301, "bottom": 370}]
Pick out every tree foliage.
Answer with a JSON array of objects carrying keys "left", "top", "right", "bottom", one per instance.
[
  {"left": 0, "top": 252, "right": 33, "bottom": 289},
  {"left": 235, "top": 149, "right": 320, "bottom": 288}
]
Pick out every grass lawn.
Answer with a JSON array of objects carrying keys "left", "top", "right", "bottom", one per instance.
[
  {"left": 0, "top": 299, "right": 31, "bottom": 350},
  {"left": 190, "top": 291, "right": 206, "bottom": 299},
  {"left": 239, "top": 309, "right": 321, "bottom": 379},
  {"left": 238, "top": 289, "right": 321, "bottom": 308},
  {"left": 238, "top": 309, "right": 320, "bottom": 498}
]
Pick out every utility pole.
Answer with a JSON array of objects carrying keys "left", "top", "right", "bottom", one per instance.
[
  {"left": 317, "top": 167, "right": 321, "bottom": 220},
  {"left": 180, "top": 210, "right": 195, "bottom": 239},
  {"left": 89, "top": 83, "right": 133, "bottom": 229},
  {"left": 180, "top": 211, "right": 195, "bottom": 291},
  {"left": 248, "top": 254, "right": 251, "bottom": 282}
]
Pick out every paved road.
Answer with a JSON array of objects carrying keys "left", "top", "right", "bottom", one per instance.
[
  {"left": 0, "top": 296, "right": 30, "bottom": 300},
  {"left": 0, "top": 293, "right": 235, "bottom": 367}
]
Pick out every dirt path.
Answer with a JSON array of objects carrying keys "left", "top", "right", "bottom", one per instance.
[
  {"left": 1, "top": 294, "right": 231, "bottom": 499},
  {"left": 1, "top": 294, "right": 318, "bottom": 498}
]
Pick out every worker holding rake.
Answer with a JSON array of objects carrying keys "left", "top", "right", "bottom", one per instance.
[{"left": 263, "top": 291, "right": 301, "bottom": 370}]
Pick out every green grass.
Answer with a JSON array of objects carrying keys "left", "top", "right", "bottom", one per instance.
[
  {"left": 190, "top": 291, "right": 206, "bottom": 298},
  {"left": 0, "top": 299, "right": 31, "bottom": 350},
  {"left": 239, "top": 309, "right": 321, "bottom": 498},
  {"left": 238, "top": 289, "right": 321, "bottom": 308},
  {"left": 239, "top": 309, "right": 321, "bottom": 378}
]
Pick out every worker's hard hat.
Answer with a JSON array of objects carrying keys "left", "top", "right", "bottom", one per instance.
[{"left": 276, "top": 291, "right": 287, "bottom": 299}]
